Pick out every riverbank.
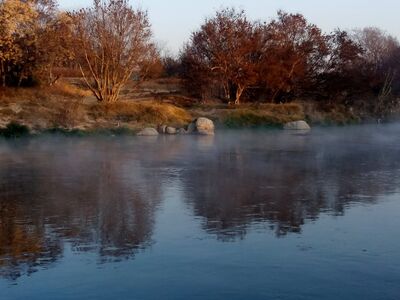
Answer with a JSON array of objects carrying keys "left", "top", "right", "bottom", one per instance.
[{"left": 0, "top": 81, "right": 382, "bottom": 138}]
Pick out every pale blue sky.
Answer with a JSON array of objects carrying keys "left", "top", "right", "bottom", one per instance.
[{"left": 59, "top": 0, "right": 400, "bottom": 54}]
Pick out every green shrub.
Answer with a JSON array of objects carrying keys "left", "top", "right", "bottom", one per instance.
[{"left": 0, "top": 122, "right": 30, "bottom": 138}]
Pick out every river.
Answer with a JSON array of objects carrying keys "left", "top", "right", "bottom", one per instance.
[{"left": 0, "top": 125, "right": 399, "bottom": 299}]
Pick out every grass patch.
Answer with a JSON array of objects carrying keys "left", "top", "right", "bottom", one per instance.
[
  {"left": 47, "top": 82, "right": 92, "bottom": 99},
  {"left": 0, "top": 82, "right": 90, "bottom": 102},
  {"left": 0, "top": 84, "right": 89, "bottom": 130},
  {"left": 301, "top": 101, "right": 361, "bottom": 126},
  {"left": 91, "top": 101, "right": 192, "bottom": 127},
  {"left": 221, "top": 103, "right": 305, "bottom": 128}
]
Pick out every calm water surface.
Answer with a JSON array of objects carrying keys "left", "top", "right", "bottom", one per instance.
[{"left": 0, "top": 126, "right": 399, "bottom": 300}]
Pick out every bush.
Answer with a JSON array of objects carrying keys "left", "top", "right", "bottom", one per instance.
[{"left": 0, "top": 122, "right": 30, "bottom": 138}]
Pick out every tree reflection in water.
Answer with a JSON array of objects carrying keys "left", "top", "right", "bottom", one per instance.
[
  {"left": 180, "top": 130, "right": 400, "bottom": 240},
  {"left": 0, "top": 127, "right": 400, "bottom": 280},
  {"left": 0, "top": 137, "right": 163, "bottom": 280}
]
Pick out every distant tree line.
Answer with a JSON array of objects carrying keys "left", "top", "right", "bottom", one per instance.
[
  {"left": 180, "top": 9, "right": 400, "bottom": 117},
  {"left": 1, "top": 0, "right": 400, "bottom": 117}
]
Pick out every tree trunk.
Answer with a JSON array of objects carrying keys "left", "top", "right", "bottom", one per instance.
[
  {"left": 235, "top": 85, "right": 245, "bottom": 105},
  {"left": 1, "top": 61, "right": 5, "bottom": 87},
  {"left": 223, "top": 82, "right": 231, "bottom": 101},
  {"left": 271, "top": 88, "right": 280, "bottom": 103},
  {"left": 49, "top": 67, "right": 60, "bottom": 86},
  {"left": 18, "top": 71, "right": 24, "bottom": 87}
]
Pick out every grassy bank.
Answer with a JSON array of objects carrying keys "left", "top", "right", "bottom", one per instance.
[
  {"left": 214, "top": 103, "right": 305, "bottom": 128},
  {"left": 0, "top": 83, "right": 191, "bottom": 136},
  {"left": 186, "top": 101, "right": 360, "bottom": 128},
  {"left": 0, "top": 81, "right": 373, "bottom": 138}
]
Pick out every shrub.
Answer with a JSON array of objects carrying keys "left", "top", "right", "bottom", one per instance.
[{"left": 0, "top": 122, "right": 30, "bottom": 138}]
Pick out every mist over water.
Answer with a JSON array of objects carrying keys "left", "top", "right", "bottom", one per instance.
[{"left": 0, "top": 125, "right": 400, "bottom": 299}]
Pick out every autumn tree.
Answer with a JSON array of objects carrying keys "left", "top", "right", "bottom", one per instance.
[
  {"left": 325, "top": 30, "right": 363, "bottom": 74},
  {"left": 35, "top": 10, "right": 74, "bottom": 85},
  {"left": 0, "top": 0, "right": 37, "bottom": 86},
  {"left": 314, "top": 29, "right": 364, "bottom": 100},
  {"left": 69, "top": 0, "right": 156, "bottom": 103},
  {"left": 0, "top": 0, "right": 67, "bottom": 87},
  {"left": 181, "top": 8, "right": 260, "bottom": 104},
  {"left": 180, "top": 43, "right": 214, "bottom": 100},
  {"left": 161, "top": 55, "right": 182, "bottom": 77},
  {"left": 259, "top": 11, "right": 328, "bottom": 102}
]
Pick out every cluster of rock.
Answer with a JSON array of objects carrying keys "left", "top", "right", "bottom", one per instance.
[
  {"left": 136, "top": 118, "right": 310, "bottom": 136},
  {"left": 137, "top": 117, "right": 215, "bottom": 136}
]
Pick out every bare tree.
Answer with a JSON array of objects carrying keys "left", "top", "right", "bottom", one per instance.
[
  {"left": 70, "top": 0, "right": 156, "bottom": 102},
  {"left": 259, "top": 11, "right": 328, "bottom": 102},
  {"left": 352, "top": 27, "right": 398, "bottom": 71},
  {"left": 352, "top": 27, "right": 400, "bottom": 117},
  {"left": 0, "top": 0, "right": 37, "bottom": 87}
]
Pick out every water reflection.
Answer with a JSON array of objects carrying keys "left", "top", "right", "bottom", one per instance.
[
  {"left": 182, "top": 129, "right": 400, "bottom": 239},
  {"left": 1, "top": 125, "right": 400, "bottom": 280},
  {"left": 0, "top": 137, "right": 163, "bottom": 279}
]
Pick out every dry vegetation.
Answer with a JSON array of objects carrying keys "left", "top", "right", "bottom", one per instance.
[
  {"left": 220, "top": 104, "right": 305, "bottom": 128},
  {"left": 0, "top": 81, "right": 191, "bottom": 134},
  {"left": 90, "top": 101, "right": 191, "bottom": 127},
  {"left": 0, "top": 84, "right": 88, "bottom": 130}
]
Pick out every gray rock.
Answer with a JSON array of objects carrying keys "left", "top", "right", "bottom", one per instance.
[
  {"left": 166, "top": 126, "right": 177, "bottom": 134},
  {"left": 186, "top": 122, "right": 196, "bottom": 133},
  {"left": 284, "top": 121, "right": 311, "bottom": 130},
  {"left": 137, "top": 128, "right": 159, "bottom": 136},
  {"left": 158, "top": 125, "right": 167, "bottom": 134},
  {"left": 195, "top": 117, "right": 215, "bottom": 135},
  {"left": 177, "top": 128, "right": 187, "bottom": 134}
]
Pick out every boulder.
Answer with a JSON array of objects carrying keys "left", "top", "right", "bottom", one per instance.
[
  {"left": 284, "top": 121, "right": 311, "bottom": 130},
  {"left": 158, "top": 125, "right": 167, "bottom": 134},
  {"left": 137, "top": 128, "right": 159, "bottom": 136},
  {"left": 166, "top": 126, "right": 177, "bottom": 135},
  {"left": 193, "top": 117, "right": 215, "bottom": 135}
]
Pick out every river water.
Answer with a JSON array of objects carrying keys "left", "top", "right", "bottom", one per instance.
[{"left": 0, "top": 125, "right": 399, "bottom": 300}]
